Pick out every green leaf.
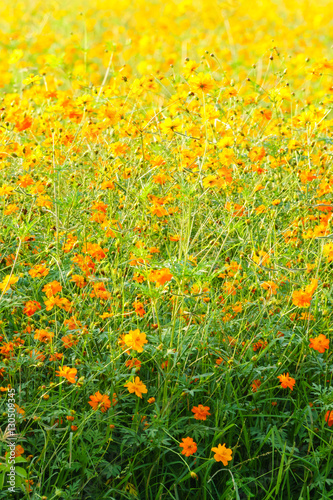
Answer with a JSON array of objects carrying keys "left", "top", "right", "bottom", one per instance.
[{"left": 14, "top": 466, "right": 27, "bottom": 478}]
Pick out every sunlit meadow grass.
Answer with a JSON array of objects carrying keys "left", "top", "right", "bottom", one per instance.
[{"left": 0, "top": 0, "right": 333, "bottom": 498}]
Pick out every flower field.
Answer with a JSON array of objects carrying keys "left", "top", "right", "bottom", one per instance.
[{"left": 1, "top": 0, "right": 333, "bottom": 498}]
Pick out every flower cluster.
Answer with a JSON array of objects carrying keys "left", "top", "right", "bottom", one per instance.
[{"left": 0, "top": 0, "right": 332, "bottom": 497}]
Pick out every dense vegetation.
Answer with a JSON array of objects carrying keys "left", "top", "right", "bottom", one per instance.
[{"left": 0, "top": 0, "right": 333, "bottom": 498}]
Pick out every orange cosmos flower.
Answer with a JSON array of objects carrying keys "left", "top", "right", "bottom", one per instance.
[
  {"left": 292, "top": 290, "right": 312, "bottom": 308},
  {"left": 44, "top": 295, "right": 61, "bottom": 311},
  {"left": 277, "top": 373, "right": 296, "bottom": 391},
  {"left": 83, "top": 242, "right": 108, "bottom": 262},
  {"left": 0, "top": 185, "right": 14, "bottom": 196},
  {"left": 124, "top": 329, "right": 148, "bottom": 353},
  {"left": 203, "top": 174, "right": 219, "bottom": 189},
  {"left": 61, "top": 334, "right": 79, "bottom": 348},
  {"left": 309, "top": 334, "right": 329, "bottom": 353},
  {"left": 260, "top": 281, "right": 279, "bottom": 297},
  {"left": 89, "top": 282, "right": 112, "bottom": 301},
  {"left": 42, "top": 281, "right": 62, "bottom": 298},
  {"left": 18, "top": 174, "right": 34, "bottom": 188},
  {"left": 149, "top": 268, "right": 173, "bottom": 286},
  {"left": 153, "top": 173, "right": 169, "bottom": 185},
  {"left": 23, "top": 300, "right": 41, "bottom": 317},
  {"left": 4, "top": 204, "right": 19, "bottom": 215},
  {"left": 15, "top": 116, "right": 33, "bottom": 132},
  {"left": 91, "top": 201, "right": 108, "bottom": 213},
  {"left": 160, "top": 117, "right": 182, "bottom": 135},
  {"left": 100, "top": 179, "right": 115, "bottom": 190},
  {"left": 211, "top": 443, "right": 233, "bottom": 466},
  {"left": 183, "top": 59, "right": 200, "bottom": 78},
  {"left": 251, "top": 379, "right": 261, "bottom": 392},
  {"left": 36, "top": 195, "right": 52, "bottom": 209},
  {"left": 14, "top": 445, "right": 25, "bottom": 457},
  {"left": 190, "top": 72, "right": 215, "bottom": 94},
  {"left": 132, "top": 300, "right": 146, "bottom": 317},
  {"left": 253, "top": 340, "right": 268, "bottom": 352},
  {"left": 34, "top": 329, "right": 54, "bottom": 343},
  {"left": 14, "top": 404, "right": 25, "bottom": 416},
  {"left": 63, "top": 316, "right": 83, "bottom": 330},
  {"left": 72, "top": 254, "right": 95, "bottom": 275},
  {"left": 132, "top": 273, "right": 145, "bottom": 283},
  {"left": 292, "top": 279, "right": 318, "bottom": 308},
  {"left": 28, "top": 264, "right": 50, "bottom": 279},
  {"left": 88, "top": 392, "right": 111, "bottom": 413},
  {"left": 323, "top": 242, "right": 333, "bottom": 262},
  {"left": 71, "top": 274, "right": 87, "bottom": 288},
  {"left": 325, "top": 411, "right": 333, "bottom": 427},
  {"left": 90, "top": 211, "right": 107, "bottom": 223},
  {"left": 49, "top": 353, "right": 63, "bottom": 361},
  {"left": 44, "top": 296, "right": 72, "bottom": 312},
  {"left": 0, "top": 275, "right": 19, "bottom": 293},
  {"left": 62, "top": 234, "right": 77, "bottom": 253},
  {"left": 179, "top": 437, "right": 197, "bottom": 457},
  {"left": 124, "top": 376, "right": 147, "bottom": 398},
  {"left": 305, "top": 278, "right": 318, "bottom": 296},
  {"left": 56, "top": 366, "right": 77, "bottom": 384},
  {"left": 125, "top": 358, "right": 141, "bottom": 371},
  {"left": 6, "top": 445, "right": 25, "bottom": 459},
  {"left": 191, "top": 404, "right": 211, "bottom": 421}
]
